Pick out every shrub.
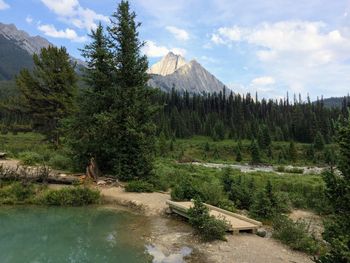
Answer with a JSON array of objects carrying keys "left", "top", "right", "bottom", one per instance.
[
  {"left": 11, "top": 182, "right": 34, "bottom": 201},
  {"left": 188, "top": 199, "right": 228, "bottom": 241},
  {"left": 125, "top": 180, "right": 154, "bottom": 193},
  {"left": 272, "top": 215, "right": 320, "bottom": 255},
  {"left": 0, "top": 182, "right": 35, "bottom": 204},
  {"left": 42, "top": 187, "right": 100, "bottom": 206},
  {"left": 48, "top": 154, "right": 73, "bottom": 170},
  {"left": 18, "top": 151, "right": 42, "bottom": 165},
  {"left": 171, "top": 177, "right": 201, "bottom": 201},
  {"left": 217, "top": 199, "right": 236, "bottom": 213}
]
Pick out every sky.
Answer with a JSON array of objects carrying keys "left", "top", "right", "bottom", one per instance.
[{"left": 1, "top": 0, "right": 350, "bottom": 99}]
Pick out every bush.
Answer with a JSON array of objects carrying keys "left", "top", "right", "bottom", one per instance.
[
  {"left": 18, "top": 151, "right": 42, "bottom": 165},
  {"left": 171, "top": 177, "right": 201, "bottom": 201},
  {"left": 48, "top": 154, "right": 73, "bottom": 170},
  {"left": 0, "top": 182, "right": 35, "bottom": 204},
  {"left": 272, "top": 214, "right": 320, "bottom": 255},
  {"left": 42, "top": 187, "right": 100, "bottom": 206},
  {"left": 11, "top": 182, "right": 34, "bottom": 201},
  {"left": 188, "top": 199, "right": 228, "bottom": 241},
  {"left": 125, "top": 180, "right": 154, "bottom": 193}
]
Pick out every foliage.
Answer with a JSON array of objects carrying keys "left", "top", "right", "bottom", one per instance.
[
  {"left": 289, "top": 141, "right": 298, "bottom": 163},
  {"left": 66, "top": 3, "right": 157, "bottom": 180},
  {"left": 188, "top": 198, "right": 228, "bottom": 241},
  {"left": 15, "top": 46, "right": 77, "bottom": 146},
  {"left": 125, "top": 180, "right": 154, "bottom": 193},
  {"left": 249, "top": 189, "right": 274, "bottom": 220},
  {"left": 42, "top": 187, "right": 100, "bottom": 206},
  {"left": 250, "top": 140, "right": 261, "bottom": 164},
  {"left": 316, "top": 115, "right": 350, "bottom": 263},
  {"left": 18, "top": 151, "right": 42, "bottom": 165},
  {"left": 48, "top": 153, "right": 73, "bottom": 171},
  {"left": 273, "top": 215, "right": 320, "bottom": 255}
]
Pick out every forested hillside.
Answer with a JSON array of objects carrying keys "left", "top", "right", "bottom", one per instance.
[{"left": 155, "top": 88, "right": 349, "bottom": 143}]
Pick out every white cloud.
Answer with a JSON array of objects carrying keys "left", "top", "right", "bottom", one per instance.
[
  {"left": 38, "top": 24, "right": 87, "bottom": 42},
  {"left": 0, "top": 0, "right": 9, "bottom": 10},
  {"left": 251, "top": 76, "right": 275, "bottom": 86},
  {"left": 166, "top": 26, "right": 189, "bottom": 41},
  {"left": 142, "top": 40, "right": 186, "bottom": 58},
  {"left": 26, "top": 16, "right": 33, "bottom": 24},
  {"left": 212, "top": 21, "right": 350, "bottom": 66},
  {"left": 40, "top": 0, "right": 108, "bottom": 31},
  {"left": 212, "top": 20, "right": 350, "bottom": 98}
]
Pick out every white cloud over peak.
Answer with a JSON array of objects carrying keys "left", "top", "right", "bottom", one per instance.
[
  {"left": 166, "top": 26, "right": 190, "bottom": 41},
  {"left": 26, "top": 16, "right": 33, "bottom": 24},
  {"left": 251, "top": 76, "right": 275, "bottom": 86},
  {"left": 40, "top": 0, "right": 108, "bottom": 31},
  {"left": 0, "top": 0, "right": 9, "bottom": 10},
  {"left": 142, "top": 40, "right": 186, "bottom": 58},
  {"left": 38, "top": 24, "right": 87, "bottom": 42}
]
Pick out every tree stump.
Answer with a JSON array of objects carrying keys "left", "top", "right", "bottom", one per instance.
[{"left": 86, "top": 157, "right": 100, "bottom": 182}]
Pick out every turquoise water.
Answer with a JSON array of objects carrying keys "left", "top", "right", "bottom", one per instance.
[{"left": 0, "top": 206, "right": 150, "bottom": 263}]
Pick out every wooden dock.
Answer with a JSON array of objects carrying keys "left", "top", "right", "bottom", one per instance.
[{"left": 166, "top": 200, "right": 262, "bottom": 234}]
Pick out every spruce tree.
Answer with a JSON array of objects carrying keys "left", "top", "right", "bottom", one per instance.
[
  {"left": 16, "top": 46, "right": 77, "bottom": 146},
  {"left": 317, "top": 115, "right": 350, "bottom": 263},
  {"left": 289, "top": 141, "right": 298, "bottom": 163},
  {"left": 65, "top": 23, "right": 116, "bottom": 171},
  {"left": 250, "top": 140, "right": 261, "bottom": 164},
  {"left": 314, "top": 131, "right": 325, "bottom": 151},
  {"left": 107, "top": 0, "right": 156, "bottom": 179}
]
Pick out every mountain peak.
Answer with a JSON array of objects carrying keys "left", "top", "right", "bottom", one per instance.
[
  {"left": 148, "top": 52, "right": 187, "bottom": 76},
  {"left": 148, "top": 53, "right": 225, "bottom": 94}
]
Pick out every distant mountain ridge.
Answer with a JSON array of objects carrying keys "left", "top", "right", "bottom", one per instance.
[
  {"left": 0, "top": 23, "right": 51, "bottom": 55},
  {"left": 0, "top": 22, "right": 84, "bottom": 80},
  {"left": 148, "top": 52, "right": 226, "bottom": 94}
]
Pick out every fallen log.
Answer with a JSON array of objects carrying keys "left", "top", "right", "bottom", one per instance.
[{"left": 0, "top": 165, "right": 80, "bottom": 185}]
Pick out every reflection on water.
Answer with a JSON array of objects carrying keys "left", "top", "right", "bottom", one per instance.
[
  {"left": 146, "top": 244, "right": 192, "bottom": 263},
  {"left": 0, "top": 206, "right": 149, "bottom": 263}
]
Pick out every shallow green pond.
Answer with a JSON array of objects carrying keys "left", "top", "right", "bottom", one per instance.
[{"left": 0, "top": 206, "right": 151, "bottom": 263}]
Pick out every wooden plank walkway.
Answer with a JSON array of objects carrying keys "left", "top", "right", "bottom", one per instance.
[{"left": 166, "top": 200, "right": 262, "bottom": 233}]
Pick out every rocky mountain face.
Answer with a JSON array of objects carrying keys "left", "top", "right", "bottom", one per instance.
[
  {"left": 148, "top": 52, "right": 225, "bottom": 94},
  {"left": 0, "top": 23, "right": 51, "bottom": 55},
  {"left": 0, "top": 23, "right": 83, "bottom": 80}
]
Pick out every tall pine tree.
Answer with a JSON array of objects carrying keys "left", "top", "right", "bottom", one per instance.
[
  {"left": 107, "top": 0, "right": 157, "bottom": 179},
  {"left": 16, "top": 46, "right": 77, "bottom": 146}
]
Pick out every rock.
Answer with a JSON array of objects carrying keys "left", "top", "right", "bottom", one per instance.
[
  {"left": 97, "top": 180, "right": 107, "bottom": 186},
  {"left": 256, "top": 228, "right": 267, "bottom": 238}
]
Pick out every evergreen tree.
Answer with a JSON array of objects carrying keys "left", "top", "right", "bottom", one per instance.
[
  {"left": 158, "top": 131, "right": 167, "bottom": 156},
  {"left": 236, "top": 147, "right": 242, "bottom": 162},
  {"left": 289, "top": 141, "right": 298, "bottom": 163},
  {"left": 250, "top": 189, "right": 274, "bottom": 220},
  {"left": 317, "top": 115, "right": 350, "bottom": 263},
  {"left": 212, "top": 120, "right": 225, "bottom": 141},
  {"left": 314, "top": 131, "right": 325, "bottom": 151},
  {"left": 250, "top": 140, "right": 261, "bottom": 164},
  {"left": 65, "top": 24, "right": 116, "bottom": 171},
  {"left": 107, "top": 0, "right": 157, "bottom": 179},
  {"left": 16, "top": 46, "right": 77, "bottom": 146}
]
